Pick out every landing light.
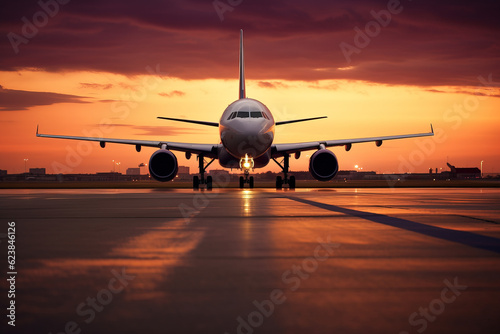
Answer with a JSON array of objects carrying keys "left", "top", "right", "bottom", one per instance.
[{"left": 239, "top": 154, "right": 254, "bottom": 170}]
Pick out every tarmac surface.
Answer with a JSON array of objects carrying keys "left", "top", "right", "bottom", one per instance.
[{"left": 1, "top": 188, "right": 500, "bottom": 334}]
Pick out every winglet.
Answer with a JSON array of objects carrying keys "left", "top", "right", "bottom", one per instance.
[
  {"left": 430, "top": 123, "right": 434, "bottom": 134},
  {"left": 239, "top": 29, "right": 246, "bottom": 99},
  {"left": 36, "top": 124, "right": 39, "bottom": 136}
]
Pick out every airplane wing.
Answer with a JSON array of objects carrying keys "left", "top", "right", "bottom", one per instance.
[
  {"left": 272, "top": 125, "right": 434, "bottom": 157},
  {"left": 36, "top": 126, "right": 219, "bottom": 158}
]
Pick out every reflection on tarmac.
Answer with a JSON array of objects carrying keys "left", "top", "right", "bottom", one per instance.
[{"left": 1, "top": 188, "right": 499, "bottom": 333}]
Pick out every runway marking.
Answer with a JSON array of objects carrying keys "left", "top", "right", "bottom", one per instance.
[
  {"left": 455, "top": 215, "right": 499, "bottom": 225},
  {"left": 286, "top": 196, "right": 500, "bottom": 255}
]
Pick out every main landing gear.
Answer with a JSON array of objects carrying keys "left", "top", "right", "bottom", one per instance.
[
  {"left": 273, "top": 153, "right": 296, "bottom": 190},
  {"left": 193, "top": 154, "right": 215, "bottom": 190}
]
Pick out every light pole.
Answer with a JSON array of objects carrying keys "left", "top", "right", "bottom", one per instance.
[
  {"left": 24, "top": 159, "right": 28, "bottom": 173},
  {"left": 112, "top": 160, "right": 115, "bottom": 172},
  {"left": 481, "top": 160, "right": 484, "bottom": 178}
]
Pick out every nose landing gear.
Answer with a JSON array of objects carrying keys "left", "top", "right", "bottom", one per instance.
[
  {"left": 239, "top": 154, "right": 255, "bottom": 188},
  {"left": 239, "top": 173, "right": 254, "bottom": 188}
]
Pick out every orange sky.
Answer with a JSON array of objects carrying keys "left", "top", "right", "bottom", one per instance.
[{"left": 1, "top": 69, "right": 499, "bottom": 174}]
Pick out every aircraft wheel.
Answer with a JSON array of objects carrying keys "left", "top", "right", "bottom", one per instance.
[
  {"left": 206, "top": 175, "right": 213, "bottom": 190},
  {"left": 276, "top": 176, "right": 282, "bottom": 190},
  {"left": 249, "top": 176, "right": 254, "bottom": 189},
  {"left": 193, "top": 176, "right": 200, "bottom": 190},
  {"left": 239, "top": 176, "right": 245, "bottom": 188},
  {"left": 289, "top": 176, "right": 296, "bottom": 189}
]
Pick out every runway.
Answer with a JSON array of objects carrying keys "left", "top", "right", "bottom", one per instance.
[{"left": 1, "top": 188, "right": 500, "bottom": 334}]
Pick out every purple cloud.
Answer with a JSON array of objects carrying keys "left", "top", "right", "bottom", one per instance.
[
  {"left": 0, "top": 85, "right": 89, "bottom": 111},
  {"left": 0, "top": 0, "right": 498, "bottom": 87}
]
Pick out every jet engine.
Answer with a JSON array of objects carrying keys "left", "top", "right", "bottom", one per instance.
[
  {"left": 309, "top": 149, "right": 339, "bottom": 181},
  {"left": 148, "top": 149, "right": 178, "bottom": 182}
]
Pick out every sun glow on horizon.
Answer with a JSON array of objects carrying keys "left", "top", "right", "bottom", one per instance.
[{"left": 1, "top": 69, "right": 499, "bottom": 174}]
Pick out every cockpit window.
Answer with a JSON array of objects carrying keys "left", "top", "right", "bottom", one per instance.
[
  {"left": 237, "top": 111, "right": 250, "bottom": 118},
  {"left": 228, "top": 110, "right": 268, "bottom": 120}
]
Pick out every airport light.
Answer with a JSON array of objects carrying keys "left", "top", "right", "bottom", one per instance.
[
  {"left": 112, "top": 160, "right": 115, "bottom": 172},
  {"left": 24, "top": 158, "right": 28, "bottom": 173}
]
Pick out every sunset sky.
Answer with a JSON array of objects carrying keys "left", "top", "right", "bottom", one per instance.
[{"left": 1, "top": 0, "right": 499, "bottom": 175}]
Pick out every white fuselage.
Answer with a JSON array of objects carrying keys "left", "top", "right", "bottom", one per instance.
[{"left": 219, "top": 98, "right": 275, "bottom": 162}]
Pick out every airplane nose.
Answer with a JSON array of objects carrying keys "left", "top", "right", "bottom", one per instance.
[{"left": 222, "top": 125, "right": 273, "bottom": 158}]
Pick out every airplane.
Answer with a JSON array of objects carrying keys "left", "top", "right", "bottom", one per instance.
[{"left": 37, "top": 30, "right": 434, "bottom": 189}]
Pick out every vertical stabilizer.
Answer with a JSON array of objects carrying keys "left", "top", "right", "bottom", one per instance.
[{"left": 239, "top": 29, "right": 246, "bottom": 99}]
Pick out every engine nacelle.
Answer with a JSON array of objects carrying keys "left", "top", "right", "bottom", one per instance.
[
  {"left": 148, "top": 149, "right": 178, "bottom": 182},
  {"left": 309, "top": 149, "right": 339, "bottom": 181}
]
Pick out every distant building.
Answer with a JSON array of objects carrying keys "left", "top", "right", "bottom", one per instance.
[
  {"left": 94, "top": 172, "right": 123, "bottom": 181},
  {"left": 126, "top": 168, "right": 140, "bottom": 175},
  {"left": 29, "top": 168, "right": 46, "bottom": 175},
  {"left": 209, "top": 169, "right": 230, "bottom": 177},
  {"left": 0, "top": 170, "right": 7, "bottom": 176},
  {"left": 173, "top": 166, "right": 191, "bottom": 181},
  {"left": 178, "top": 166, "right": 190, "bottom": 174},
  {"left": 337, "top": 170, "right": 377, "bottom": 180},
  {"left": 446, "top": 163, "right": 481, "bottom": 179}
]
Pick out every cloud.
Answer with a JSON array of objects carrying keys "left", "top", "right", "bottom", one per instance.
[
  {"left": 158, "top": 90, "right": 185, "bottom": 97},
  {"left": 0, "top": 85, "right": 90, "bottom": 111},
  {"left": 257, "top": 81, "right": 289, "bottom": 89},
  {"left": 426, "top": 88, "right": 500, "bottom": 98},
  {"left": 101, "top": 123, "right": 206, "bottom": 136},
  {"left": 80, "top": 83, "right": 113, "bottom": 90},
  {"left": 1, "top": 0, "right": 499, "bottom": 87},
  {"left": 308, "top": 82, "right": 340, "bottom": 90}
]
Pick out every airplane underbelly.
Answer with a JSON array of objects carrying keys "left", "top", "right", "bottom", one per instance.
[{"left": 218, "top": 146, "right": 270, "bottom": 168}]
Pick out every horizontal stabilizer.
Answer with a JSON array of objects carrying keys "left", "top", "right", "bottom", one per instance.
[
  {"left": 157, "top": 117, "right": 219, "bottom": 127},
  {"left": 276, "top": 116, "right": 327, "bottom": 126}
]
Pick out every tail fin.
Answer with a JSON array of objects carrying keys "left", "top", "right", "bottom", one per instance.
[{"left": 239, "top": 29, "right": 246, "bottom": 99}]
